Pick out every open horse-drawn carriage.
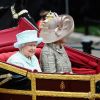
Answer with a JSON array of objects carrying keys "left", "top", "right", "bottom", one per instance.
[{"left": 0, "top": 17, "right": 100, "bottom": 100}]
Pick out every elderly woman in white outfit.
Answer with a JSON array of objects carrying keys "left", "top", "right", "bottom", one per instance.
[{"left": 7, "top": 30, "right": 43, "bottom": 72}]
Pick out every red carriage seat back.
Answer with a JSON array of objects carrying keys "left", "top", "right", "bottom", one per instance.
[
  {"left": 0, "top": 17, "right": 37, "bottom": 53},
  {"left": 65, "top": 46, "right": 100, "bottom": 74},
  {"left": 0, "top": 52, "right": 16, "bottom": 62}
]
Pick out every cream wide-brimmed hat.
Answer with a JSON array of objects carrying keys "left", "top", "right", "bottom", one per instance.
[
  {"left": 40, "top": 12, "right": 74, "bottom": 43},
  {"left": 14, "top": 30, "right": 43, "bottom": 48}
]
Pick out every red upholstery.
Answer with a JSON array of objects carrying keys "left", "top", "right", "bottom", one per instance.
[
  {"left": 65, "top": 46, "right": 100, "bottom": 73},
  {"left": 35, "top": 48, "right": 42, "bottom": 59},
  {"left": 0, "top": 45, "right": 18, "bottom": 53},
  {"left": 72, "top": 67, "right": 96, "bottom": 74},
  {"left": 0, "top": 45, "right": 99, "bottom": 75},
  {"left": 0, "top": 27, "right": 18, "bottom": 48},
  {"left": 18, "top": 17, "right": 37, "bottom": 32},
  {"left": 0, "top": 52, "right": 16, "bottom": 62}
]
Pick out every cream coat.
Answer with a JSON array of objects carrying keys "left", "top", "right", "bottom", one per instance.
[{"left": 40, "top": 44, "right": 72, "bottom": 73}]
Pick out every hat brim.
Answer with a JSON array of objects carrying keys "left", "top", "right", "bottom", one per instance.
[
  {"left": 40, "top": 15, "right": 74, "bottom": 43},
  {"left": 14, "top": 37, "right": 43, "bottom": 48}
]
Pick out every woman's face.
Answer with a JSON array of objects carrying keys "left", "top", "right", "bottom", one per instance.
[
  {"left": 20, "top": 42, "right": 37, "bottom": 58},
  {"left": 54, "top": 38, "right": 66, "bottom": 45}
]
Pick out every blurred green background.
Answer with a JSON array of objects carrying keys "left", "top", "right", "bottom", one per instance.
[{"left": 75, "top": 25, "right": 100, "bottom": 36}]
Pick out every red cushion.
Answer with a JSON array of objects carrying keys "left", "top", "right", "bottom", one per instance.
[
  {"left": 65, "top": 46, "right": 100, "bottom": 74},
  {"left": 0, "top": 45, "right": 18, "bottom": 53},
  {"left": 72, "top": 67, "right": 96, "bottom": 74},
  {"left": 35, "top": 48, "right": 42, "bottom": 59},
  {"left": 0, "top": 52, "right": 16, "bottom": 62}
]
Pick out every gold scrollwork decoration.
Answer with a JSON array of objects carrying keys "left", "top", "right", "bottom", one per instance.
[{"left": 60, "top": 81, "right": 65, "bottom": 91}]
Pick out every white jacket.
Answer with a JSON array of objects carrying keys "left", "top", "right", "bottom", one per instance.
[{"left": 7, "top": 51, "right": 41, "bottom": 72}]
